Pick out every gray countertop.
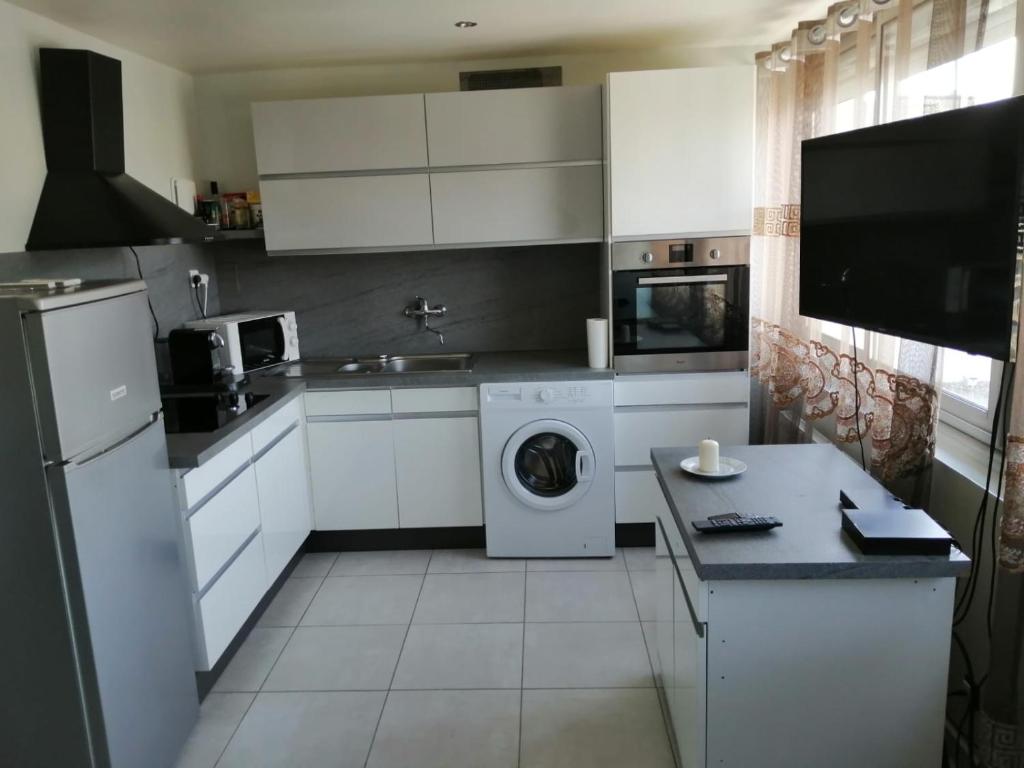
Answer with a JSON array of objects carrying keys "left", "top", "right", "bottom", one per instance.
[
  {"left": 164, "top": 349, "right": 609, "bottom": 468},
  {"left": 164, "top": 378, "right": 306, "bottom": 469},
  {"left": 651, "top": 444, "right": 970, "bottom": 581},
  {"left": 270, "top": 349, "right": 613, "bottom": 389}
]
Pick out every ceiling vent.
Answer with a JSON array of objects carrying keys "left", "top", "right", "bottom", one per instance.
[{"left": 459, "top": 66, "right": 562, "bottom": 91}]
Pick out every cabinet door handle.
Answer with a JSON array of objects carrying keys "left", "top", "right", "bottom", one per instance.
[{"left": 657, "top": 516, "right": 705, "bottom": 639}]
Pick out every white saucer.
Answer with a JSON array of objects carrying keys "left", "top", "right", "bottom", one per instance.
[{"left": 679, "top": 456, "right": 747, "bottom": 479}]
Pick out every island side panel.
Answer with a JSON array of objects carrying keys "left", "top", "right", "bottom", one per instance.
[{"left": 704, "top": 577, "right": 955, "bottom": 768}]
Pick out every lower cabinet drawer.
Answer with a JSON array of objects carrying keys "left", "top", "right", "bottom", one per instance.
[
  {"left": 614, "top": 469, "right": 669, "bottom": 524},
  {"left": 187, "top": 465, "right": 261, "bottom": 591},
  {"left": 615, "top": 405, "right": 749, "bottom": 467},
  {"left": 195, "top": 532, "right": 267, "bottom": 670}
]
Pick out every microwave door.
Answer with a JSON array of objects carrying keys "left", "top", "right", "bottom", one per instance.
[{"left": 238, "top": 317, "right": 286, "bottom": 370}]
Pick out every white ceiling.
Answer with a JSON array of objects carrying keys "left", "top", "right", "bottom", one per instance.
[{"left": 11, "top": 0, "right": 823, "bottom": 74}]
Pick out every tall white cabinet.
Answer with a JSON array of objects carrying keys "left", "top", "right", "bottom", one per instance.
[{"left": 606, "top": 66, "right": 755, "bottom": 239}]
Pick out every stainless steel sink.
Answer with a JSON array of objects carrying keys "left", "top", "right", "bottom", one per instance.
[{"left": 334, "top": 353, "right": 473, "bottom": 375}]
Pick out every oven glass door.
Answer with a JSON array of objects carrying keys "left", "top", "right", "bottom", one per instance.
[
  {"left": 612, "top": 266, "right": 749, "bottom": 357},
  {"left": 237, "top": 317, "right": 286, "bottom": 371}
]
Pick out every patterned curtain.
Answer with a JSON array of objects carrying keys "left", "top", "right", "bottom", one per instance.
[{"left": 752, "top": 0, "right": 1023, "bottom": 763}]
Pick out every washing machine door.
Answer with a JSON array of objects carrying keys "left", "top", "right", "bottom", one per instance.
[{"left": 501, "top": 419, "right": 595, "bottom": 511}]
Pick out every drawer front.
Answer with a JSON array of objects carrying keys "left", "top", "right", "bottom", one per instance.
[
  {"left": 187, "top": 465, "right": 261, "bottom": 591},
  {"left": 251, "top": 396, "right": 303, "bottom": 455},
  {"left": 305, "top": 389, "right": 392, "bottom": 417},
  {"left": 430, "top": 165, "right": 604, "bottom": 244},
  {"left": 614, "top": 405, "right": 749, "bottom": 467},
  {"left": 391, "top": 387, "right": 478, "bottom": 414},
  {"left": 614, "top": 469, "right": 670, "bottom": 524},
  {"left": 614, "top": 372, "right": 749, "bottom": 407},
  {"left": 195, "top": 532, "right": 267, "bottom": 670},
  {"left": 182, "top": 433, "right": 253, "bottom": 510}
]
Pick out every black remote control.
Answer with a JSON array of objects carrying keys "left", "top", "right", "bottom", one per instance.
[{"left": 692, "top": 515, "right": 783, "bottom": 533}]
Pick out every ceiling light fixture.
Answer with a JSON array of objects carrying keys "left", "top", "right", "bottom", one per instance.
[{"left": 454, "top": 20, "right": 477, "bottom": 28}]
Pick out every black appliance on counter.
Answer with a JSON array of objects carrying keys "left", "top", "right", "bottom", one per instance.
[{"left": 611, "top": 237, "right": 750, "bottom": 373}]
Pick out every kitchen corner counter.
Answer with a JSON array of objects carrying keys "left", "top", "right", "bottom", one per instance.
[
  {"left": 164, "top": 378, "right": 306, "bottom": 469},
  {"left": 651, "top": 443, "right": 970, "bottom": 581},
  {"left": 269, "top": 349, "right": 614, "bottom": 390}
]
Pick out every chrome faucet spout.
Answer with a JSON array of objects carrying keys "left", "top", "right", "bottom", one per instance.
[{"left": 403, "top": 296, "right": 447, "bottom": 345}]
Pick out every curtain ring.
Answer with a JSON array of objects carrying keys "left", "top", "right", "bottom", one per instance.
[
  {"left": 807, "top": 25, "right": 828, "bottom": 45},
  {"left": 779, "top": 45, "right": 793, "bottom": 62},
  {"left": 837, "top": 5, "right": 859, "bottom": 27}
]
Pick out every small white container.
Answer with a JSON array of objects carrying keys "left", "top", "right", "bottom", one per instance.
[{"left": 586, "top": 318, "right": 609, "bottom": 369}]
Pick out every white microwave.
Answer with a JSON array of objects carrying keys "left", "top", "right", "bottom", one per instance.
[{"left": 183, "top": 311, "right": 299, "bottom": 375}]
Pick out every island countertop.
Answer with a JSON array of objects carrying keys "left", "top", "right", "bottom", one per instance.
[{"left": 651, "top": 443, "right": 970, "bottom": 581}]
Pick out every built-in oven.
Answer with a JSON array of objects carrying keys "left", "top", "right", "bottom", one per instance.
[{"left": 611, "top": 237, "right": 749, "bottom": 374}]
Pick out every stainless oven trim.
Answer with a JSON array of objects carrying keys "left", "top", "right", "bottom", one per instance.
[
  {"left": 613, "top": 350, "right": 749, "bottom": 374},
  {"left": 611, "top": 236, "right": 750, "bottom": 271},
  {"left": 637, "top": 274, "right": 729, "bottom": 286}
]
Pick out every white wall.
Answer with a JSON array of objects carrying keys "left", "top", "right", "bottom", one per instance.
[
  {"left": 0, "top": 0, "right": 198, "bottom": 254},
  {"left": 193, "top": 44, "right": 758, "bottom": 192}
]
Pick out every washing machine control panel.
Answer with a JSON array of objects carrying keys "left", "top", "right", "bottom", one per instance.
[{"left": 484, "top": 381, "right": 611, "bottom": 409}]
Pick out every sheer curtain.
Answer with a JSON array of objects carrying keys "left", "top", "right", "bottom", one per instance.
[
  {"left": 751, "top": 0, "right": 1022, "bottom": 762},
  {"left": 751, "top": 0, "right": 1017, "bottom": 500}
]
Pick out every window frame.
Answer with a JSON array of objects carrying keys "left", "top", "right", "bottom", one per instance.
[{"left": 938, "top": 356, "right": 1003, "bottom": 444}]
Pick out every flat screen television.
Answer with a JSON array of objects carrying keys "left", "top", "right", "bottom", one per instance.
[{"left": 799, "top": 96, "right": 1024, "bottom": 360}]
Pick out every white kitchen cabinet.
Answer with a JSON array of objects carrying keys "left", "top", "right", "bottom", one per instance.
[
  {"left": 307, "top": 419, "right": 399, "bottom": 530},
  {"left": 255, "top": 426, "right": 313, "bottom": 584},
  {"left": 614, "top": 405, "right": 749, "bottom": 467},
  {"left": 607, "top": 66, "right": 755, "bottom": 239},
  {"left": 186, "top": 465, "right": 261, "bottom": 591},
  {"left": 260, "top": 174, "right": 434, "bottom": 253},
  {"left": 431, "top": 165, "right": 603, "bottom": 245},
  {"left": 424, "top": 85, "right": 603, "bottom": 166},
  {"left": 614, "top": 469, "right": 669, "bottom": 524},
  {"left": 394, "top": 416, "right": 482, "bottom": 528},
  {"left": 252, "top": 94, "right": 428, "bottom": 175}
]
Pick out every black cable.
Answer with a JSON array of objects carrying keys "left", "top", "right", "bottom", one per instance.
[
  {"left": 130, "top": 246, "right": 160, "bottom": 340},
  {"left": 951, "top": 630, "right": 978, "bottom": 768},
  {"left": 953, "top": 361, "right": 1008, "bottom": 625},
  {"left": 849, "top": 326, "right": 867, "bottom": 471},
  {"left": 985, "top": 361, "right": 1014, "bottom": 637},
  {"left": 193, "top": 280, "right": 207, "bottom": 319}
]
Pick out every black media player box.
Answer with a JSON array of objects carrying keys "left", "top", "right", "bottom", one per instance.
[{"left": 841, "top": 507, "right": 953, "bottom": 556}]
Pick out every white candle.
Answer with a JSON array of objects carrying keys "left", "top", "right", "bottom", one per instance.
[{"left": 698, "top": 438, "right": 720, "bottom": 473}]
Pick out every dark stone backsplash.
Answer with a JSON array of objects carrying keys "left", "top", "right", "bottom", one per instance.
[{"left": 214, "top": 242, "right": 601, "bottom": 357}]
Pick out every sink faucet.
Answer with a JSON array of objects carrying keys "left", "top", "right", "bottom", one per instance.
[{"left": 403, "top": 296, "right": 447, "bottom": 345}]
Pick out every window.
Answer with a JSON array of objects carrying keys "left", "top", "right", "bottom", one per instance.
[{"left": 940, "top": 351, "right": 1002, "bottom": 440}]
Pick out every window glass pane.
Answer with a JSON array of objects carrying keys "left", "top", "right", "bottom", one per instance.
[{"left": 941, "top": 349, "right": 992, "bottom": 408}]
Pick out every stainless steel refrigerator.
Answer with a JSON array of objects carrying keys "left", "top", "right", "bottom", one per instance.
[{"left": 0, "top": 279, "right": 198, "bottom": 768}]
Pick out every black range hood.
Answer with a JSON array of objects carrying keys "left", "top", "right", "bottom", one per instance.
[{"left": 26, "top": 48, "right": 214, "bottom": 251}]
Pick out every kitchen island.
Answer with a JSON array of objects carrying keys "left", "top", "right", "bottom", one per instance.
[{"left": 651, "top": 443, "right": 968, "bottom": 768}]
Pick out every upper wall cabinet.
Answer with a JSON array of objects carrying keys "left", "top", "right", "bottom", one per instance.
[
  {"left": 424, "top": 85, "right": 603, "bottom": 166},
  {"left": 607, "top": 67, "right": 755, "bottom": 239},
  {"left": 252, "top": 94, "right": 428, "bottom": 175}
]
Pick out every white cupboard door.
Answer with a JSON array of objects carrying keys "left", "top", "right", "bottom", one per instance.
[
  {"left": 260, "top": 174, "right": 434, "bottom": 252},
  {"left": 431, "top": 165, "right": 603, "bottom": 244},
  {"left": 614, "top": 469, "right": 670, "bottom": 524},
  {"left": 252, "top": 94, "right": 428, "bottom": 174},
  {"left": 307, "top": 420, "right": 398, "bottom": 530},
  {"left": 654, "top": 519, "right": 675, "bottom": 692},
  {"left": 255, "top": 426, "right": 313, "bottom": 584},
  {"left": 673, "top": 570, "right": 707, "bottom": 768},
  {"left": 608, "top": 66, "right": 755, "bottom": 238},
  {"left": 424, "top": 85, "right": 603, "bottom": 166},
  {"left": 614, "top": 405, "right": 749, "bottom": 467},
  {"left": 394, "top": 417, "right": 482, "bottom": 528}
]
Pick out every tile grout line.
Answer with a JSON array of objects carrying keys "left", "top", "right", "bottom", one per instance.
[
  {"left": 212, "top": 556, "right": 336, "bottom": 768},
  {"left": 622, "top": 550, "right": 657, "bottom": 688},
  {"left": 361, "top": 551, "right": 432, "bottom": 768},
  {"left": 518, "top": 567, "right": 527, "bottom": 768}
]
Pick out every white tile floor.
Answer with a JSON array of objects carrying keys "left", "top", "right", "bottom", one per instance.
[{"left": 175, "top": 547, "right": 672, "bottom": 768}]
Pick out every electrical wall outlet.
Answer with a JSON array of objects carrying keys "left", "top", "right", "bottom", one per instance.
[{"left": 187, "top": 269, "right": 210, "bottom": 286}]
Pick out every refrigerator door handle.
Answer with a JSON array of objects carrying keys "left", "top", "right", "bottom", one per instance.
[{"left": 66, "top": 414, "right": 159, "bottom": 468}]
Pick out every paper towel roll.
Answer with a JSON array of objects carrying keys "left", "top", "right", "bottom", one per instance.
[{"left": 587, "top": 318, "right": 609, "bottom": 369}]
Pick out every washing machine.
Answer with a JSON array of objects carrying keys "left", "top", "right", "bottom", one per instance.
[{"left": 480, "top": 380, "right": 615, "bottom": 558}]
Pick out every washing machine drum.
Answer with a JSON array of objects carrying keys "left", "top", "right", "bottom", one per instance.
[{"left": 501, "top": 419, "right": 595, "bottom": 511}]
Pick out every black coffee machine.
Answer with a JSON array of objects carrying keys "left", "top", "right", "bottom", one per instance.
[{"left": 163, "top": 329, "right": 259, "bottom": 433}]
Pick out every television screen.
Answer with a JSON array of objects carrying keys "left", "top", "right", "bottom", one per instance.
[{"left": 799, "top": 96, "right": 1024, "bottom": 360}]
